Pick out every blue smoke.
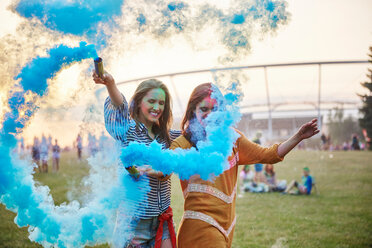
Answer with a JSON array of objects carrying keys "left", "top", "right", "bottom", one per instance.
[
  {"left": 136, "top": 13, "right": 147, "bottom": 28},
  {"left": 231, "top": 14, "right": 245, "bottom": 24},
  {"left": 120, "top": 83, "right": 243, "bottom": 181},
  {"left": 132, "top": 0, "right": 288, "bottom": 58},
  {"left": 167, "top": 2, "right": 186, "bottom": 12},
  {"left": 0, "top": 42, "right": 150, "bottom": 247},
  {"left": 2, "top": 41, "right": 97, "bottom": 149},
  {"left": 14, "top": 0, "right": 124, "bottom": 37},
  {"left": 158, "top": 1, "right": 188, "bottom": 34},
  {"left": 3, "top": 0, "right": 289, "bottom": 246},
  {"left": 12, "top": 0, "right": 288, "bottom": 60},
  {"left": 16, "top": 42, "right": 97, "bottom": 96},
  {"left": 13, "top": 0, "right": 125, "bottom": 48}
]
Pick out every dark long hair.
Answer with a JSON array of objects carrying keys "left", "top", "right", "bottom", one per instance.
[
  {"left": 129, "top": 79, "right": 173, "bottom": 145},
  {"left": 181, "top": 83, "right": 213, "bottom": 145},
  {"left": 264, "top": 164, "right": 275, "bottom": 176}
]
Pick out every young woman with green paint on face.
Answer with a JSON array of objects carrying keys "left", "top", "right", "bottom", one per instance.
[
  {"left": 93, "top": 71, "right": 180, "bottom": 248},
  {"left": 171, "top": 83, "right": 319, "bottom": 248}
]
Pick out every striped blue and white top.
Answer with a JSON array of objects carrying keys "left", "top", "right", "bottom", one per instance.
[{"left": 104, "top": 95, "right": 180, "bottom": 218}]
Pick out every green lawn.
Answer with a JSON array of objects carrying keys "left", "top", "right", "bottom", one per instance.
[{"left": 0, "top": 150, "right": 371, "bottom": 248}]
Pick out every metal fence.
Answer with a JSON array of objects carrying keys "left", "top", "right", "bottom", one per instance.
[{"left": 115, "top": 60, "right": 369, "bottom": 140}]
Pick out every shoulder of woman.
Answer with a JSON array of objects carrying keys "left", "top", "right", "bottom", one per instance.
[
  {"left": 234, "top": 128, "right": 244, "bottom": 136},
  {"left": 170, "top": 135, "right": 192, "bottom": 150},
  {"left": 232, "top": 128, "right": 249, "bottom": 147},
  {"left": 232, "top": 128, "right": 247, "bottom": 141},
  {"left": 169, "top": 129, "right": 182, "bottom": 139}
]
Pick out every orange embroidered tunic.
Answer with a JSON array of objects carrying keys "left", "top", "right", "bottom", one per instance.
[{"left": 170, "top": 130, "right": 284, "bottom": 248}]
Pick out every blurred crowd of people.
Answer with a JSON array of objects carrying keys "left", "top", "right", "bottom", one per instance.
[
  {"left": 27, "top": 134, "right": 61, "bottom": 173},
  {"left": 17, "top": 132, "right": 111, "bottom": 173},
  {"left": 239, "top": 164, "right": 287, "bottom": 194},
  {"left": 73, "top": 132, "right": 110, "bottom": 159},
  {"left": 238, "top": 133, "right": 317, "bottom": 197},
  {"left": 320, "top": 133, "right": 366, "bottom": 151},
  {"left": 239, "top": 164, "right": 316, "bottom": 196}
]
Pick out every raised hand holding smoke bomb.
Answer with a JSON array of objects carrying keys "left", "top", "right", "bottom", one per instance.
[
  {"left": 94, "top": 57, "right": 104, "bottom": 78},
  {"left": 92, "top": 57, "right": 114, "bottom": 85},
  {"left": 92, "top": 58, "right": 123, "bottom": 107}
]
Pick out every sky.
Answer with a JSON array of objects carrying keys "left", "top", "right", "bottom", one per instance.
[{"left": 0, "top": 0, "right": 371, "bottom": 147}]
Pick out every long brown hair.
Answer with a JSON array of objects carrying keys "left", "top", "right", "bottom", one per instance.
[
  {"left": 264, "top": 164, "right": 275, "bottom": 176},
  {"left": 129, "top": 79, "right": 173, "bottom": 145},
  {"left": 181, "top": 83, "right": 213, "bottom": 143}
]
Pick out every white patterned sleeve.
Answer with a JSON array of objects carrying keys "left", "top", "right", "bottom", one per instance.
[{"left": 104, "top": 94, "right": 130, "bottom": 143}]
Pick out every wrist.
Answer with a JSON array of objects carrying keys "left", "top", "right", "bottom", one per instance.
[
  {"left": 105, "top": 79, "right": 116, "bottom": 88},
  {"left": 293, "top": 132, "right": 302, "bottom": 143}
]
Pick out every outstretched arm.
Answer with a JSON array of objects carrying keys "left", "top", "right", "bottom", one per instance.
[
  {"left": 93, "top": 71, "right": 123, "bottom": 107},
  {"left": 277, "top": 118, "right": 319, "bottom": 157}
]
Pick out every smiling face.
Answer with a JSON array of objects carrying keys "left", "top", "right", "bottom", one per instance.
[
  {"left": 138, "top": 88, "right": 166, "bottom": 126},
  {"left": 194, "top": 96, "right": 217, "bottom": 126}
]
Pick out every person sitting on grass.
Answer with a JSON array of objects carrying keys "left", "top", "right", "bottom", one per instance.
[
  {"left": 239, "top": 164, "right": 269, "bottom": 193},
  {"left": 239, "top": 165, "right": 254, "bottom": 194},
  {"left": 264, "top": 164, "right": 287, "bottom": 192},
  {"left": 252, "top": 163, "right": 270, "bottom": 193},
  {"left": 254, "top": 163, "right": 265, "bottom": 182},
  {"left": 284, "top": 167, "right": 313, "bottom": 195}
]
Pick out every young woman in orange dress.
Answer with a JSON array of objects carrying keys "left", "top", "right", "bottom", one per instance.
[{"left": 170, "top": 83, "right": 319, "bottom": 248}]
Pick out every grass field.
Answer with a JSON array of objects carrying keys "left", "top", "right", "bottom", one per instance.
[{"left": 0, "top": 150, "right": 371, "bottom": 248}]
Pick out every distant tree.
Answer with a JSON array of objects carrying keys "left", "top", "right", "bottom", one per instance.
[
  {"left": 358, "top": 46, "right": 372, "bottom": 150},
  {"left": 327, "top": 107, "right": 362, "bottom": 146}
]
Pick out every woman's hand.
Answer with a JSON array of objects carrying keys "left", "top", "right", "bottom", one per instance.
[
  {"left": 278, "top": 118, "right": 319, "bottom": 157},
  {"left": 93, "top": 70, "right": 123, "bottom": 106},
  {"left": 137, "top": 166, "right": 165, "bottom": 179},
  {"left": 92, "top": 71, "right": 115, "bottom": 87},
  {"left": 296, "top": 118, "right": 320, "bottom": 140}
]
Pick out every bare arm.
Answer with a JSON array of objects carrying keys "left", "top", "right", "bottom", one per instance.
[
  {"left": 137, "top": 167, "right": 169, "bottom": 181},
  {"left": 93, "top": 71, "right": 123, "bottom": 107},
  {"left": 277, "top": 118, "right": 319, "bottom": 157}
]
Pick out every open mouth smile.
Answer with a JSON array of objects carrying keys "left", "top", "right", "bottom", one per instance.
[{"left": 149, "top": 110, "right": 161, "bottom": 118}]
